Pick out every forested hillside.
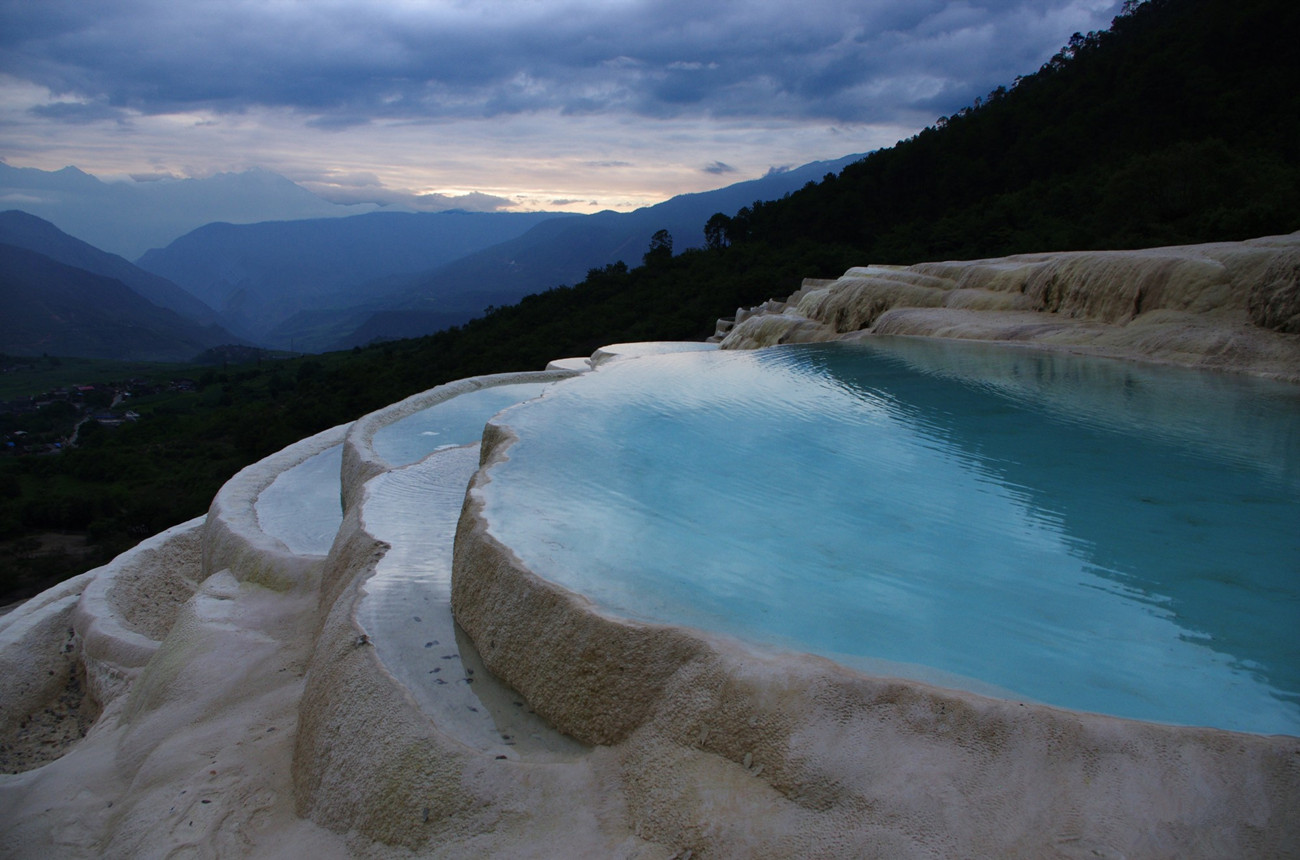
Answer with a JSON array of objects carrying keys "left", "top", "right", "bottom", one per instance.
[
  {"left": 730, "top": 0, "right": 1299, "bottom": 260},
  {"left": 3, "top": 0, "right": 1296, "bottom": 603}
]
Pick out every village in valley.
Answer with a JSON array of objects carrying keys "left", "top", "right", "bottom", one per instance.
[{"left": 1, "top": 359, "right": 196, "bottom": 455}]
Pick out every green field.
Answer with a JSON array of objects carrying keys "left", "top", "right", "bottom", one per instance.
[{"left": 0, "top": 355, "right": 200, "bottom": 400}]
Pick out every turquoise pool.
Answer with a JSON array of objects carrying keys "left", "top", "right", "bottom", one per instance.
[{"left": 480, "top": 338, "right": 1300, "bottom": 734}]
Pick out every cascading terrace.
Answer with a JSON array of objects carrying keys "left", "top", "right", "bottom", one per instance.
[{"left": 2, "top": 235, "right": 1298, "bottom": 859}]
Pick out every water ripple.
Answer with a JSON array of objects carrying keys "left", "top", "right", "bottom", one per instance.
[{"left": 482, "top": 340, "right": 1300, "bottom": 734}]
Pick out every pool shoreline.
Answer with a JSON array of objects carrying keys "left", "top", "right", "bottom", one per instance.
[
  {"left": 451, "top": 411, "right": 1300, "bottom": 857},
  {"left": 4, "top": 231, "right": 1299, "bottom": 857}
]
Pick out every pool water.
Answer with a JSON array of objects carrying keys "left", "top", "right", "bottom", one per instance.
[
  {"left": 356, "top": 379, "right": 586, "bottom": 757},
  {"left": 372, "top": 383, "right": 554, "bottom": 467},
  {"left": 255, "top": 444, "right": 343, "bottom": 556},
  {"left": 480, "top": 338, "right": 1300, "bottom": 734}
]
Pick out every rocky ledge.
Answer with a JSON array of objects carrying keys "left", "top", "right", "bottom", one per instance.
[
  {"left": 0, "top": 235, "right": 1297, "bottom": 858},
  {"left": 714, "top": 232, "right": 1300, "bottom": 382}
]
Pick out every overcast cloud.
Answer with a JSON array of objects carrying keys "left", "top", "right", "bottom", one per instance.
[{"left": 0, "top": 0, "right": 1123, "bottom": 214}]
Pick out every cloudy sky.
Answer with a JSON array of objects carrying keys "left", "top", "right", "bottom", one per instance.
[{"left": 1, "top": 0, "right": 1123, "bottom": 215}]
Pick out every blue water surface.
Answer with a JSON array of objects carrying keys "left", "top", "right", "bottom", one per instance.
[
  {"left": 481, "top": 338, "right": 1300, "bottom": 735},
  {"left": 255, "top": 444, "right": 343, "bottom": 555},
  {"left": 372, "top": 382, "right": 553, "bottom": 466}
]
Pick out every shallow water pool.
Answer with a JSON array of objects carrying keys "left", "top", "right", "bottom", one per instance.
[
  {"left": 480, "top": 338, "right": 1300, "bottom": 734},
  {"left": 255, "top": 444, "right": 343, "bottom": 555},
  {"left": 372, "top": 383, "right": 553, "bottom": 467}
]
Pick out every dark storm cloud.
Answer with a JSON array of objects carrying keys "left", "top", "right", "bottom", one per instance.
[
  {"left": 702, "top": 161, "right": 738, "bottom": 175},
  {"left": 0, "top": 0, "right": 1123, "bottom": 127},
  {"left": 28, "top": 100, "right": 128, "bottom": 124}
]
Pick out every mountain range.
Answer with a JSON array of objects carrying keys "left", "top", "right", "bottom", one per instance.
[
  {"left": 135, "top": 153, "right": 865, "bottom": 350},
  {"left": 134, "top": 209, "right": 576, "bottom": 348},
  {"left": 0, "top": 210, "right": 225, "bottom": 327},
  {"left": 0, "top": 163, "right": 380, "bottom": 260},
  {"left": 0, "top": 153, "right": 866, "bottom": 357},
  {"left": 0, "top": 241, "right": 242, "bottom": 362},
  {"left": 0, "top": 209, "right": 250, "bottom": 361}
]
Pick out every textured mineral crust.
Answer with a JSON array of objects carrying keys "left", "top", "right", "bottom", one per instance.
[
  {"left": 2, "top": 235, "right": 1298, "bottom": 858},
  {"left": 716, "top": 232, "right": 1300, "bottom": 383}
]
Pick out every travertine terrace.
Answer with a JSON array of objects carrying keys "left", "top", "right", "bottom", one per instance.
[
  {"left": 715, "top": 232, "right": 1300, "bottom": 383},
  {"left": 2, "top": 236, "right": 1298, "bottom": 858}
]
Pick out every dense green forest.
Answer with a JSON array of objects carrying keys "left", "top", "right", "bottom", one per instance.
[{"left": 2, "top": 0, "right": 1297, "bottom": 603}]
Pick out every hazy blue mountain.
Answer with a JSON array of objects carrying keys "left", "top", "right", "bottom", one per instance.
[
  {"left": 0, "top": 210, "right": 228, "bottom": 328},
  {"left": 0, "top": 163, "right": 379, "bottom": 258},
  {"left": 331, "top": 153, "right": 867, "bottom": 348},
  {"left": 0, "top": 243, "right": 244, "bottom": 361},
  {"left": 136, "top": 210, "right": 575, "bottom": 343},
  {"left": 112, "top": 152, "right": 866, "bottom": 351}
]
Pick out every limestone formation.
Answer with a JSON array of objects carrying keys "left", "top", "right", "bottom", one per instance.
[
  {"left": 2, "top": 236, "right": 1298, "bottom": 858},
  {"left": 716, "top": 232, "right": 1300, "bottom": 382}
]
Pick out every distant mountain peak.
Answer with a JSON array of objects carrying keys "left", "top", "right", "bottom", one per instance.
[
  {"left": 130, "top": 151, "right": 870, "bottom": 349},
  {"left": 0, "top": 163, "right": 383, "bottom": 258}
]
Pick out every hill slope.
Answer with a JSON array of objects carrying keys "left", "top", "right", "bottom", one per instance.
[
  {"left": 0, "top": 244, "right": 240, "bottom": 361},
  {"left": 331, "top": 153, "right": 867, "bottom": 348},
  {"left": 0, "top": 210, "right": 229, "bottom": 329},
  {"left": 136, "top": 210, "right": 575, "bottom": 343},
  {"left": 732, "top": 0, "right": 1300, "bottom": 261}
]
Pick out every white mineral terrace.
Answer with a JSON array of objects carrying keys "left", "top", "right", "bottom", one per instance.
[{"left": 1, "top": 234, "right": 1298, "bottom": 858}]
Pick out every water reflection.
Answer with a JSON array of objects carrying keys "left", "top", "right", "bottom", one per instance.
[
  {"left": 372, "top": 382, "right": 553, "bottom": 467},
  {"left": 482, "top": 343, "right": 1300, "bottom": 734},
  {"left": 254, "top": 444, "right": 343, "bottom": 556},
  {"left": 358, "top": 446, "right": 587, "bottom": 760},
  {"left": 809, "top": 338, "right": 1300, "bottom": 715}
]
